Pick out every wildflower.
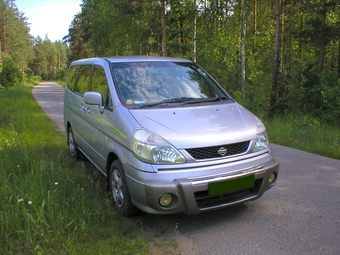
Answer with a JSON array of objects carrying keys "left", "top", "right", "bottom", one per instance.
[
  {"left": 28, "top": 201, "right": 32, "bottom": 205},
  {"left": 54, "top": 182, "right": 58, "bottom": 185},
  {"left": 17, "top": 165, "right": 20, "bottom": 168},
  {"left": 18, "top": 198, "right": 24, "bottom": 203}
]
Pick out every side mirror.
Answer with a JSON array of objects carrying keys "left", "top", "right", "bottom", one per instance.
[
  {"left": 84, "top": 92, "right": 103, "bottom": 106},
  {"left": 84, "top": 92, "right": 105, "bottom": 114}
]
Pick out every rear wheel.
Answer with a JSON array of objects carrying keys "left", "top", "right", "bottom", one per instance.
[
  {"left": 67, "top": 127, "right": 80, "bottom": 160},
  {"left": 108, "top": 160, "right": 139, "bottom": 216}
]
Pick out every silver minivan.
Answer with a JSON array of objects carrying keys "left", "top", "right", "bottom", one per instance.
[{"left": 64, "top": 56, "right": 279, "bottom": 216}]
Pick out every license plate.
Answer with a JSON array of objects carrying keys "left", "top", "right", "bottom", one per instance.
[{"left": 209, "top": 175, "right": 255, "bottom": 195}]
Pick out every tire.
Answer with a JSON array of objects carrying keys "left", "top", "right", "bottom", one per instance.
[
  {"left": 108, "top": 160, "right": 139, "bottom": 216},
  {"left": 67, "top": 127, "right": 80, "bottom": 160}
]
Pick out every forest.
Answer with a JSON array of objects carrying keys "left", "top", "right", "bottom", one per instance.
[{"left": 1, "top": 0, "right": 340, "bottom": 125}]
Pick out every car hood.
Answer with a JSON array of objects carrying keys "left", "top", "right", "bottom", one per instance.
[{"left": 129, "top": 103, "right": 257, "bottom": 149}]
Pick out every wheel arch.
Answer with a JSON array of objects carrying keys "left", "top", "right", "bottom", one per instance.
[
  {"left": 106, "top": 152, "right": 119, "bottom": 177},
  {"left": 66, "top": 122, "right": 72, "bottom": 144}
]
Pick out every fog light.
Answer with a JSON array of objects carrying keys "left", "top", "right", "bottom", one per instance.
[
  {"left": 268, "top": 172, "right": 276, "bottom": 184},
  {"left": 159, "top": 193, "right": 173, "bottom": 207}
]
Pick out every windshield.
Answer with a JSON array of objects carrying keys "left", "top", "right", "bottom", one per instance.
[{"left": 111, "top": 61, "right": 229, "bottom": 107}]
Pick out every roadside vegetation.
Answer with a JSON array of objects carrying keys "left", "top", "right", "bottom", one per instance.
[
  {"left": 0, "top": 84, "right": 151, "bottom": 254},
  {"left": 1, "top": 0, "right": 340, "bottom": 128},
  {"left": 265, "top": 115, "right": 340, "bottom": 160}
]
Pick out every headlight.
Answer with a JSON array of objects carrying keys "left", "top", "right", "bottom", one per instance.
[
  {"left": 253, "top": 118, "right": 269, "bottom": 152},
  {"left": 254, "top": 131, "right": 269, "bottom": 152},
  {"left": 132, "top": 129, "right": 186, "bottom": 164}
]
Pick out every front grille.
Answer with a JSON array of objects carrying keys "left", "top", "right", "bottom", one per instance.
[
  {"left": 186, "top": 141, "right": 250, "bottom": 160},
  {"left": 195, "top": 179, "right": 262, "bottom": 209}
]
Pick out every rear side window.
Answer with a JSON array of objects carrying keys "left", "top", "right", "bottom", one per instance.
[
  {"left": 76, "top": 65, "right": 92, "bottom": 95},
  {"left": 66, "top": 65, "right": 78, "bottom": 92}
]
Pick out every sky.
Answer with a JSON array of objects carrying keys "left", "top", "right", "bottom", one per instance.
[{"left": 14, "top": 0, "right": 82, "bottom": 41}]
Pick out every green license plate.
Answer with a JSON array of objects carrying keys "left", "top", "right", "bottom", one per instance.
[{"left": 209, "top": 175, "right": 255, "bottom": 195}]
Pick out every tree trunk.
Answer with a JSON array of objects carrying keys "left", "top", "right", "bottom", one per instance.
[
  {"left": 253, "top": 0, "right": 257, "bottom": 54},
  {"left": 161, "top": 0, "right": 167, "bottom": 56},
  {"left": 338, "top": 40, "right": 340, "bottom": 79},
  {"left": 0, "top": 41, "right": 2, "bottom": 67},
  {"left": 338, "top": 4, "right": 340, "bottom": 79},
  {"left": 241, "top": 0, "right": 247, "bottom": 98},
  {"left": 318, "top": 0, "right": 327, "bottom": 71},
  {"left": 192, "top": 0, "right": 197, "bottom": 62},
  {"left": 270, "top": 0, "right": 282, "bottom": 115}
]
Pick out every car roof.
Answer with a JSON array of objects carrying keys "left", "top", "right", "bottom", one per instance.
[
  {"left": 105, "top": 56, "right": 190, "bottom": 63},
  {"left": 71, "top": 56, "right": 192, "bottom": 65}
]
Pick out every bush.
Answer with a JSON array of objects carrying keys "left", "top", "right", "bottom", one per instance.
[
  {"left": 321, "top": 80, "right": 340, "bottom": 126},
  {"left": 0, "top": 57, "right": 22, "bottom": 88}
]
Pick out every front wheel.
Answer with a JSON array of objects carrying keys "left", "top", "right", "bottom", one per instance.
[{"left": 108, "top": 160, "right": 139, "bottom": 216}]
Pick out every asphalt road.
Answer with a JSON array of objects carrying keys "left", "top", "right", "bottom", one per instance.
[
  {"left": 33, "top": 82, "right": 340, "bottom": 255},
  {"left": 32, "top": 81, "right": 65, "bottom": 132}
]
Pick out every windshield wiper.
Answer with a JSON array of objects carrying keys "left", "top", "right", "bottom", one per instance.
[
  {"left": 135, "top": 97, "right": 199, "bottom": 108},
  {"left": 186, "top": 96, "right": 229, "bottom": 104},
  {"left": 134, "top": 96, "right": 229, "bottom": 109}
]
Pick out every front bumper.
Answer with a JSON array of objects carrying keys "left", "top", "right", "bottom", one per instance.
[{"left": 124, "top": 152, "right": 279, "bottom": 215}]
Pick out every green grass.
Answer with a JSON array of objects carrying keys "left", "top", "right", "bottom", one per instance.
[
  {"left": 0, "top": 85, "right": 150, "bottom": 254},
  {"left": 265, "top": 115, "right": 340, "bottom": 159}
]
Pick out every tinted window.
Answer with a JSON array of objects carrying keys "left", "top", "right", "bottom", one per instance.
[
  {"left": 91, "top": 65, "right": 108, "bottom": 100},
  {"left": 91, "top": 65, "right": 113, "bottom": 110},
  {"left": 76, "top": 65, "right": 92, "bottom": 95},
  {"left": 67, "top": 65, "right": 78, "bottom": 92}
]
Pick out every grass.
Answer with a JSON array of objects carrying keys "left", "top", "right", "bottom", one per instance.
[
  {"left": 264, "top": 115, "right": 340, "bottom": 159},
  {"left": 0, "top": 85, "right": 150, "bottom": 254}
]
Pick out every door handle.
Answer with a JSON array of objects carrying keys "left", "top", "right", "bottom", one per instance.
[{"left": 80, "top": 104, "right": 90, "bottom": 114}]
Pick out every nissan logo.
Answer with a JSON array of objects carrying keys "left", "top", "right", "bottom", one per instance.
[{"left": 217, "top": 147, "right": 228, "bottom": 156}]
